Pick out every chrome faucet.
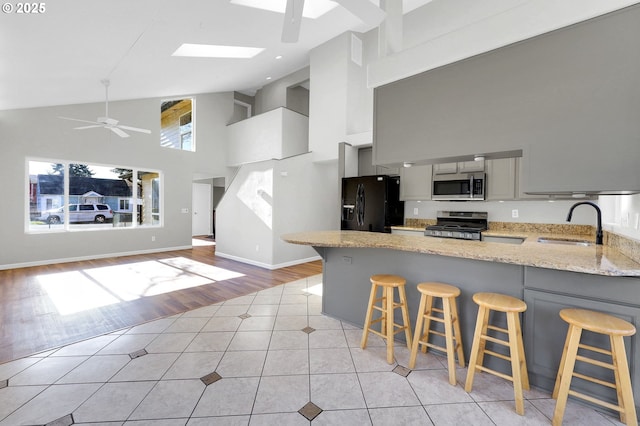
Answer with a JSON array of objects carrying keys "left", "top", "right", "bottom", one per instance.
[{"left": 566, "top": 201, "right": 603, "bottom": 245}]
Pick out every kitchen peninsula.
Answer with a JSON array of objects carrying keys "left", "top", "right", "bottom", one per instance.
[{"left": 282, "top": 230, "right": 640, "bottom": 409}]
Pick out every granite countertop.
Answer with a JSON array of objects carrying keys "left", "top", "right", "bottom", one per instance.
[{"left": 282, "top": 230, "right": 640, "bottom": 277}]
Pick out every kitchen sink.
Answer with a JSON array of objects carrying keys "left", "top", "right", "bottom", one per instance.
[
  {"left": 537, "top": 237, "right": 592, "bottom": 246},
  {"left": 482, "top": 236, "right": 525, "bottom": 245}
]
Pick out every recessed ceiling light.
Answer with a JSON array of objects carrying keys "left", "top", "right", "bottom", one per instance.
[
  {"left": 172, "top": 43, "right": 264, "bottom": 58},
  {"left": 230, "top": 0, "right": 338, "bottom": 19},
  {"left": 275, "top": 55, "right": 283, "bottom": 60},
  {"left": 266, "top": 76, "right": 272, "bottom": 80}
]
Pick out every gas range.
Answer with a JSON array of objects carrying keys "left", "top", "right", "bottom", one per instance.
[{"left": 424, "top": 211, "right": 488, "bottom": 241}]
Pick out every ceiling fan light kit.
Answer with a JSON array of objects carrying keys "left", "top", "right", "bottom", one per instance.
[{"left": 59, "top": 79, "right": 151, "bottom": 138}]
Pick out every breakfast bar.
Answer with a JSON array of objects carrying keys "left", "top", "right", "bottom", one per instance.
[{"left": 282, "top": 230, "right": 640, "bottom": 410}]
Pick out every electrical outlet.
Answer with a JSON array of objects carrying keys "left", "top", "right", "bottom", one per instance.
[
  {"left": 255, "top": 244, "right": 259, "bottom": 252},
  {"left": 342, "top": 256, "right": 352, "bottom": 264},
  {"left": 151, "top": 236, "right": 155, "bottom": 242},
  {"left": 512, "top": 209, "right": 519, "bottom": 218},
  {"left": 413, "top": 207, "right": 419, "bottom": 216}
]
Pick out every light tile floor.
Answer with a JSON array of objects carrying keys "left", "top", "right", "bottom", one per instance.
[{"left": 0, "top": 274, "right": 626, "bottom": 425}]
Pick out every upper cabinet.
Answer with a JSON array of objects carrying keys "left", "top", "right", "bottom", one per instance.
[
  {"left": 400, "top": 164, "right": 432, "bottom": 201},
  {"left": 486, "top": 158, "right": 516, "bottom": 201},
  {"left": 373, "top": 5, "right": 640, "bottom": 195},
  {"left": 433, "top": 160, "right": 484, "bottom": 175}
]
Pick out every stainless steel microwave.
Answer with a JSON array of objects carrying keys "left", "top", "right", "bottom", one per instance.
[{"left": 432, "top": 172, "right": 486, "bottom": 201}]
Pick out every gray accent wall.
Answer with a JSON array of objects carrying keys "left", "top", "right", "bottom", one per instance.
[
  {"left": 0, "top": 92, "right": 234, "bottom": 269},
  {"left": 373, "top": 4, "right": 640, "bottom": 194}
]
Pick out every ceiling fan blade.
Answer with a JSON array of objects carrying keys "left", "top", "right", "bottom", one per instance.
[
  {"left": 109, "top": 127, "right": 130, "bottom": 138},
  {"left": 117, "top": 124, "right": 152, "bottom": 134},
  {"left": 74, "top": 125, "right": 103, "bottom": 130},
  {"left": 281, "top": 0, "right": 305, "bottom": 43},
  {"left": 58, "top": 116, "right": 101, "bottom": 125},
  {"left": 335, "top": 0, "right": 386, "bottom": 27}
]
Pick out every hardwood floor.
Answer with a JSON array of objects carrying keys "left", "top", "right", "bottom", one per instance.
[{"left": 0, "top": 239, "right": 322, "bottom": 365}]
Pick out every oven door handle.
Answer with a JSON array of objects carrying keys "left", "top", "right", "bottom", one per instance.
[{"left": 469, "top": 175, "right": 474, "bottom": 199}]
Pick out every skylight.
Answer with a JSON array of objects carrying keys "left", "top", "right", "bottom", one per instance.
[
  {"left": 172, "top": 44, "right": 265, "bottom": 58},
  {"left": 230, "top": 0, "right": 338, "bottom": 19}
]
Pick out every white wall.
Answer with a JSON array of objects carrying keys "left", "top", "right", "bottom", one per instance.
[
  {"left": 601, "top": 194, "right": 640, "bottom": 240},
  {"left": 0, "top": 92, "right": 234, "bottom": 269},
  {"left": 254, "top": 67, "right": 310, "bottom": 115},
  {"left": 226, "top": 108, "right": 309, "bottom": 166},
  {"left": 405, "top": 199, "right": 598, "bottom": 226},
  {"left": 309, "top": 33, "right": 350, "bottom": 162},
  {"left": 215, "top": 153, "right": 336, "bottom": 268}
]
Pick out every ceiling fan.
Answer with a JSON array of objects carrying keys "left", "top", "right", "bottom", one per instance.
[
  {"left": 281, "top": 0, "right": 386, "bottom": 43},
  {"left": 59, "top": 79, "right": 151, "bottom": 138}
]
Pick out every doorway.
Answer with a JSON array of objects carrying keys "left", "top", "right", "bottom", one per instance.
[{"left": 192, "top": 182, "right": 212, "bottom": 237}]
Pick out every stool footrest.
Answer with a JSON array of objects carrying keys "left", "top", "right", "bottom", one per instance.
[
  {"left": 575, "top": 354, "right": 615, "bottom": 370},
  {"left": 572, "top": 371, "right": 617, "bottom": 389},
  {"left": 483, "top": 348, "right": 511, "bottom": 362},
  {"left": 423, "top": 314, "right": 445, "bottom": 324},
  {"left": 481, "top": 334, "right": 510, "bottom": 347},
  {"left": 568, "top": 389, "right": 624, "bottom": 413},
  {"left": 367, "top": 324, "right": 409, "bottom": 339},
  {"left": 487, "top": 324, "right": 508, "bottom": 334},
  {"left": 476, "top": 364, "right": 513, "bottom": 383},
  {"left": 579, "top": 342, "right": 612, "bottom": 357}
]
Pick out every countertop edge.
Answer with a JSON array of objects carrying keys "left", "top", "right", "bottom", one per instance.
[{"left": 282, "top": 231, "right": 640, "bottom": 277}]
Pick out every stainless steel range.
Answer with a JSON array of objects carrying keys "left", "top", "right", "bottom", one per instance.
[{"left": 424, "top": 211, "right": 488, "bottom": 241}]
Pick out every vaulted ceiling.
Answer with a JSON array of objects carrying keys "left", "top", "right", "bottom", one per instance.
[{"left": 0, "top": 0, "right": 430, "bottom": 111}]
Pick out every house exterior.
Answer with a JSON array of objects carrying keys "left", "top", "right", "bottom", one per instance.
[{"left": 33, "top": 174, "right": 132, "bottom": 216}]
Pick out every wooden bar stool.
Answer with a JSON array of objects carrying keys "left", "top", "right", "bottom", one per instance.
[
  {"left": 361, "top": 274, "right": 412, "bottom": 364},
  {"left": 465, "top": 292, "right": 529, "bottom": 415},
  {"left": 552, "top": 308, "right": 637, "bottom": 426},
  {"left": 409, "top": 282, "right": 465, "bottom": 385}
]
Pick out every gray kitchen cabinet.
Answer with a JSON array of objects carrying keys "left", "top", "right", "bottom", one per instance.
[
  {"left": 458, "top": 160, "right": 485, "bottom": 173},
  {"left": 374, "top": 5, "right": 640, "bottom": 194},
  {"left": 486, "top": 158, "right": 516, "bottom": 201},
  {"left": 515, "top": 158, "right": 549, "bottom": 200},
  {"left": 523, "top": 267, "right": 640, "bottom": 409},
  {"left": 399, "top": 164, "right": 432, "bottom": 201},
  {"left": 432, "top": 162, "right": 458, "bottom": 175},
  {"left": 433, "top": 160, "right": 484, "bottom": 175}
]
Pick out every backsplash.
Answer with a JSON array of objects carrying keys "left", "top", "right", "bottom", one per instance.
[
  {"left": 487, "top": 222, "right": 594, "bottom": 235},
  {"left": 606, "top": 232, "right": 640, "bottom": 264}
]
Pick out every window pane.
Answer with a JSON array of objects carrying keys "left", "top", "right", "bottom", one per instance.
[
  {"left": 68, "top": 164, "right": 130, "bottom": 229},
  {"left": 160, "top": 98, "right": 194, "bottom": 151},
  {"left": 138, "top": 171, "right": 161, "bottom": 226},
  {"left": 29, "top": 161, "right": 65, "bottom": 231}
]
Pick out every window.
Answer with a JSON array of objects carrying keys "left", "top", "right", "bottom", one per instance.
[
  {"left": 27, "top": 159, "right": 162, "bottom": 232},
  {"left": 161, "top": 98, "right": 195, "bottom": 151}
]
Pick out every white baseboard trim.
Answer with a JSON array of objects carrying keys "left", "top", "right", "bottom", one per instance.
[
  {"left": 214, "top": 252, "right": 321, "bottom": 270},
  {"left": 0, "top": 246, "right": 193, "bottom": 271}
]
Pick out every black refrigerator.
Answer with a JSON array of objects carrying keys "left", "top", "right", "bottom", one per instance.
[{"left": 341, "top": 175, "right": 404, "bottom": 233}]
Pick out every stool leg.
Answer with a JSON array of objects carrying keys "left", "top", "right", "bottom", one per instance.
[
  {"left": 361, "top": 284, "right": 378, "bottom": 349},
  {"left": 552, "top": 321, "right": 573, "bottom": 399},
  {"left": 552, "top": 325, "right": 583, "bottom": 426},
  {"left": 507, "top": 311, "right": 525, "bottom": 415},
  {"left": 398, "top": 285, "right": 412, "bottom": 350},
  {"left": 409, "top": 293, "right": 428, "bottom": 369},
  {"left": 386, "top": 286, "right": 395, "bottom": 364},
  {"left": 611, "top": 335, "right": 637, "bottom": 426},
  {"left": 465, "top": 305, "right": 489, "bottom": 392},
  {"left": 450, "top": 297, "right": 465, "bottom": 368},
  {"left": 514, "top": 312, "right": 530, "bottom": 391},
  {"left": 421, "top": 295, "right": 433, "bottom": 354},
  {"left": 443, "top": 297, "right": 457, "bottom": 385}
]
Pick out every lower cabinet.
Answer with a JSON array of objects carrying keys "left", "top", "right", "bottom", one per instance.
[{"left": 523, "top": 268, "right": 640, "bottom": 410}]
